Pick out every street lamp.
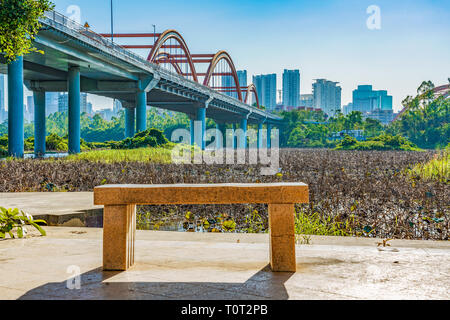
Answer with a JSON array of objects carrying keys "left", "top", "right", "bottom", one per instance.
[
  {"left": 152, "top": 24, "right": 156, "bottom": 45},
  {"left": 110, "top": 0, "right": 114, "bottom": 43}
]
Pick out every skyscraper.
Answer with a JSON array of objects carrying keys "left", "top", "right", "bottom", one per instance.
[
  {"left": 58, "top": 92, "right": 88, "bottom": 114},
  {"left": 237, "top": 70, "right": 247, "bottom": 89},
  {"left": 221, "top": 74, "right": 236, "bottom": 99},
  {"left": 352, "top": 85, "right": 393, "bottom": 113},
  {"left": 282, "top": 69, "right": 300, "bottom": 108},
  {"left": 312, "top": 79, "right": 342, "bottom": 117},
  {"left": 58, "top": 93, "right": 68, "bottom": 113},
  {"left": 26, "top": 96, "right": 34, "bottom": 123},
  {"left": 113, "top": 99, "right": 121, "bottom": 117},
  {"left": 46, "top": 92, "right": 59, "bottom": 116},
  {"left": 253, "top": 74, "right": 277, "bottom": 110},
  {"left": 352, "top": 85, "right": 394, "bottom": 124},
  {"left": 300, "top": 94, "right": 314, "bottom": 108},
  {"left": 236, "top": 70, "right": 248, "bottom": 102}
]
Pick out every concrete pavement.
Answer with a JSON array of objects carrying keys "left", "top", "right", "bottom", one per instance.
[
  {"left": 0, "top": 227, "right": 448, "bottom": 300},
  {"left": 0, "top": 192, "right": 102, "bottom": 227}
]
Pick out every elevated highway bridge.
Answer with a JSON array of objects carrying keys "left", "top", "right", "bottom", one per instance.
[{"left": 1, "top": 10, "right": 282, "bottom": 157}]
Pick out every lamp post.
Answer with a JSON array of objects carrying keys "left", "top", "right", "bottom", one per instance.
[
  {"left": 152, "top": 24, "right": 156, "bottom": 45},
  {"left": 110, "top": 0, "right": 114, "bottom": 43}
]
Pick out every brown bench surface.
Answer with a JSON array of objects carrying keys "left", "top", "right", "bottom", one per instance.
[
  {"left": 94, "top": 183, "right": 309, "bottom": 205},
  {"left": 95, "top": 182, "right": 309, "bottom": 272}
]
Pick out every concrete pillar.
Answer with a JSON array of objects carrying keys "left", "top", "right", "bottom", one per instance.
[
  {"left": 7, "top": 56, "right": 24, "bottom": 158},
  {"left": 269, "top": 203, "right": 296, "bottom": 272},
  {"left": 232, "top": 123, "right": 237, "bottom": 149},
  {"left": 125, "top": 107, "right": 135, "bottom": 138},
  {"left": 216, "top": 123, "right": 226, "bottom": 149},
  {"left": 196, "top": 107, "right": 206, "bottom": 150},
  {"left": 258, "top": 123, "right": 264, "bottom": 149},
  {"left": 68, "top": 66, "right": 81, "bottom": 154},
  {"left": 190, "top": 118, "right": 195, "bottom": 146},
  {"left": 267, "top": 123, "right": 272, "bottom": 149},
  {"left": 136, "top": 90, "right": 147, "bottom": 133},
  {"left": 103, "top": 204, "right": 136, "bottom": 271},
  {"left": 33, "top": 91, "right": 46, "bottom": 156},
  {"left": 239, "top": 118, "right": 248, "bottom": 149}
]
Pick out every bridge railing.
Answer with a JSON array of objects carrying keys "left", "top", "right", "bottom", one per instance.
[{"left": 42, "top": 11, "right": 145, "bottom": 65}]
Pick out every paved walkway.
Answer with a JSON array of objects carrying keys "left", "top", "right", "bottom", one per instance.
[
  {"left": 0, "top": 192, "right": 102, "bottom": 227},
  {"left": 0, "top": 227, "right": 449, "bottom": 300}
]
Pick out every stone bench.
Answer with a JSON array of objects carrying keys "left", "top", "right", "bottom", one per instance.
[{"left": 94, "top": 183, "right": 309, "bottom": 272}]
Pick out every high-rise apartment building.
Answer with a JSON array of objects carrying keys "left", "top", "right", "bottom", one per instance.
[
  {"left": 253, "top": 74, "right": 277, "bottom": 110},
  {"left": 46, "top": 92, "right": 59, "bottom": 116},
  {"left": 26, "top": 96, "right": 34, "bottom": 123},
  {"left": 352, "top": 85, "right": 394, "bottom": 124},
  {"left": 58, "top": 92, "right": 88, "bottom": 114},
  {"left": 342, "top": 103, "right": 354, "bottom": 115},
  {"left": 112, "top": 99, "right": 121, "bottom": 117},
  {"left": 352, "top": 85, "right": 393, "bottom": 113},
  {"left": 312, "top": 79, "right": 342, "bottom": 117},
  {"left": 282, "top": 69, "right": 300, "bottom": 108},
  {"left": 300, "top": 94, "right": 314, "bottom": 108},
  {"left": 221, "top": 74, "right": 236, "bottom": 99},
  {"left": 237, "top": 70, "right": 247, "bottom": 89}
]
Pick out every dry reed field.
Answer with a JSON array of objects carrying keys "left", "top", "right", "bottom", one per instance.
[{"left": 0, "top": 149, "right": 448, "bottom": 240}]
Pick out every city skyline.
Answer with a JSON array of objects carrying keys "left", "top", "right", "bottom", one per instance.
[{"left": 46, "top": 0, "right": 450, "bottom": 112}]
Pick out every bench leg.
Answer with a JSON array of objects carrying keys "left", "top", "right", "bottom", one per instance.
[
  {"left": 268, "top": 203, "right": 296, "bottom": 272},
  {"left": 103, "top": 204, "right": 136, "bottom": 271}
]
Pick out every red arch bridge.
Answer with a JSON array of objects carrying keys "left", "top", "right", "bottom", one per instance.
[
  {"left": 393, "top": 84, "right": 450, "bottom": 122},
  {"left": 1, "top": 10, "right": 281, "bottom": 158}
]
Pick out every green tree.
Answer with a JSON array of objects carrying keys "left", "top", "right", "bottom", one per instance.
[
  {"left": 0, "top": 0, "right": 54, "bottom": 62},
  {"left": 393, "top": 81, "right": 449, "bottom": 149},
  {"left": 364, "top": 118, "right": 384, "bottom": 138}
]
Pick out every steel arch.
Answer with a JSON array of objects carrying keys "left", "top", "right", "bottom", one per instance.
[
  {"left": 203, "top": 50, "right": 243, "bottom": 102},
  {"left": 244, "top": 84, "right": 260, "bottom": 109},
  {"left": 148, "top": 29, "right": 198, "bottom": 82},
  {"left": 153, "top": 52, "right": 183, "bottom": 75}
]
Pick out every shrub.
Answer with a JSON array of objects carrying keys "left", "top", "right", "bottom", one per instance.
[
  {"left": 0, "top": 147, "right": 7, "bottom": 157},
  {"left": 46, "top": 133, "right": 68, "bottom": 151},
  {"left": 0, "top": 135, "right": 7, "bottom": 149},
  {"left": 110, "top": 128, "right": 169, "bottom": 149},
  {"left": 0, "top": 207, "right": 47, "bottom": 239},
  {"left": 336, "top": 134, "right": 421, "bottom": 151}
]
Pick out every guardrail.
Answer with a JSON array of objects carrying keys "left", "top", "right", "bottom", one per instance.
[{"left": 43, "top": 10, "right": 146, "bottom": 64}]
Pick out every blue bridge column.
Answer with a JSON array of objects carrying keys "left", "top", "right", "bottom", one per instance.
[
  {"left": 33, "top": 91, "right": 46, "bottom": 156},
  {"left": 232, "top": 123, "right": 237, "bottom": 149},
  {"left": 190, "top": 117, "right": 195, "bottom": 146},
  {"left": 195, "top": 108, "right": 206, "bottom": 150},
  {"left": 267, "top": 123, "right": 272, "bottom": 149},
  {"left": 216, "top": 123, "right": 226, "bottom": 149},
  {"left": 7, "top": 56, "right": 24, "bottom": 158},
  {"left": 239, "top": 118, "right": 248, "bottom": 149},
  {"left": 125, "top": 107, "right": 135, "bottom": 138},
  {"left": 68, "top": 66, "right": 81, "bottom": 154},
  {"left": 136, "top": 90, "right": 147, "bottom": 133},
  {"left": 257, "top": 123, "right": 263, "bottom": 149}
]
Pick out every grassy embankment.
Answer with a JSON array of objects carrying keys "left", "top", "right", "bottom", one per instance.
[
  {"left": 66, "top": 146, "right": 174, "bottom": 164},
  {"left": 410, "top": 145, "right": 449, "bottom": 182}
]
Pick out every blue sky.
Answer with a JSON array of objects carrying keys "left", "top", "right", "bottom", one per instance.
[{"left": 49, "top": 0, "right": 450, "bottom": 111}]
